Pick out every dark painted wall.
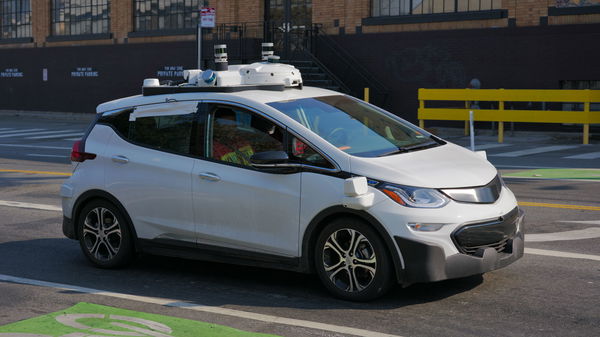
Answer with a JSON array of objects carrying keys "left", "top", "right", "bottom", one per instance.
[
  {"left": 1, "top": 24, "right": 599, "bottom": 121},
  {"left": 316, "top": 24, "right": 600, "bottom": 122},
  {"left": 0, "top": 39, "right": 260, "bottom": 113}
]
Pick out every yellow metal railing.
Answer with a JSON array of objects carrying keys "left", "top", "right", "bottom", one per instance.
[{"left": 418, "top": 89, "right": 600, "bottom": 144}]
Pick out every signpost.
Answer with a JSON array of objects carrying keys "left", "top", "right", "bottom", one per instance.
[{"left": 198, "top": 7, "right": 216, "bottom": 69}]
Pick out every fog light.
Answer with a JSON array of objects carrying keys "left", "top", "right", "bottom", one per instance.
[{"left": 407, "top": 223, "right": 445, "bottom": 232}]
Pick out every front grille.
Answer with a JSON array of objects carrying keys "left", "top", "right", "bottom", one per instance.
[
  {"left": 441, "top": 175, "right": 502, "bottom": 204},
  {"left": 452, "top": 207, "right": 519, "bottom": 256},
  {"left": 461, "top": 237, "right": 510, "bottom": 255}
]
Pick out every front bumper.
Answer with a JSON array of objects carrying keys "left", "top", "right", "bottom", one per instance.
[
  {"left": 63, "top": 216, "right": 76, "bottom": 240},
  {"left": 395, "top": 210, "right": 525, "bottom": 284}
]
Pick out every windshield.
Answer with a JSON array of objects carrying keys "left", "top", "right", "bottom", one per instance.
[{"left": 268, "top": 95, "right": 439, "bottom": 157}]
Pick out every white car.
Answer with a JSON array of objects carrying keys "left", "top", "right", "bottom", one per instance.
[{"left": 61, "top": 57, "right": 524, "bottom": 301}]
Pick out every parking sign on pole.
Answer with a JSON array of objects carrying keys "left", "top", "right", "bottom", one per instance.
[
  {"left": 198, "top": 7, "right": 216, "bottom": 69},
  {"left": 201, "top": 8, "right": 216, "bottom": 28}
]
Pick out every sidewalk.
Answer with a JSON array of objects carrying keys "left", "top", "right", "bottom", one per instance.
[
  {"left": 429, "top": 126, "right": 593, "bottom": 146},
  {"left": 0, "top": 110, "right": 95, "bottom": 123}
]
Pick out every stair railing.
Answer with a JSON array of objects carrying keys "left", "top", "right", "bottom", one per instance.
[
  {"left": 302, "top": 50, "right": 352, "bottom": 94},
  {"left": 309, "top": 24, "right": 389, "bottom": 105}
]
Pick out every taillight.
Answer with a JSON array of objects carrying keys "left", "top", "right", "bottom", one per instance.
[{"left": 71, "top": 140, "right": 96, "bottom": 162}]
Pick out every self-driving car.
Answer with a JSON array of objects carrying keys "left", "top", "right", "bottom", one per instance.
[{"left": 61, "top": 48, "right": 524, "bottom": 301}]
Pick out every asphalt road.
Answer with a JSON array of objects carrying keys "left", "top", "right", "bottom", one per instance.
[{"left": 1, "top": 116, "right": 599, "bottom": 337}]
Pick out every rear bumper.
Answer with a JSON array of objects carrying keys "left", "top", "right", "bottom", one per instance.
[{"left": 395, "top": 210, "right": 525, "bottom": 284}]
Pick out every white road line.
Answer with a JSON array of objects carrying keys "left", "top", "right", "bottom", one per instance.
[
  {"left": 26, "top": 132, "right": 84, "bottom": 140},
  {"left": 0, "top": 274, "right": 401, "bottom": 337},
  {"left": 0, "top": 143, "right": 71, "bottom": 150},
  {"left": 0, "top": 200, "right": 61, "bottom": 212},
  {"left": 26, "top": 154, "right": 68, "bottom": 158},
  {"left": 525, "top": 248, "right": 600, "bottom": 261},
  {"left": 490, "top": 145, "right": 579, "bottom": 157},
  {"left": 0, "top": 128, "right": 44, "bottom": 135},
  {"left": 0, "top": 128, "right": 15, "bottom": 131},
  {"left": 565, "top": 151, "right": 600, "bottom": 160},
  {"left": 0, "top": 129, "right": 79, "bottom": 138},
  {"left": 525, "top": 228, "right": 600, "bottom": 242},
  {"left": 473, "top": 143, "right": 512, "bottom": 150}
]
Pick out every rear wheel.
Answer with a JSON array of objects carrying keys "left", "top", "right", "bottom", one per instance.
[
  {"left": 77, "top": 200, "right": 134, "bottom": 268},
  {"left": 314, "top": 217, "right": 394, "bottom": 301}
]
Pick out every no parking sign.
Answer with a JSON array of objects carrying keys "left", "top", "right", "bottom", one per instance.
[{"left": 200, "top": 7, "right": 216, "bottom": 28}]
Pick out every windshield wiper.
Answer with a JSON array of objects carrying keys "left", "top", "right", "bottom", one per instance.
[
  {"left": 377, "top": 140, "right": 439, "bottom": 157},
  {"left": 377, "top": 148, "right": 408, "bottom": 157}
]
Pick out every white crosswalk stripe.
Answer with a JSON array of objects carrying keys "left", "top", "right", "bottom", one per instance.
[
  {"left": 0, "top": 128, "right": 43, "bottom": 135},
  {"left": 565, "top": 152, "right": 600, "bottom": 160},
  {"left": 464, "top": 143, "right": 600, "bottom": 160},
  {"left": 0, "top": 129, "right": 79, "bottom": 138},
  {"left": 0, "top": 128, "right": 85, "bottom": 141},
  {"left": 25, "top": 132, "right": 84, "bottom": 140},
  {"left": 474, "top": 143, "right": 512, "bottom": 150},
  {"left": 489, "top": 145, "right": 579, "bottom": 157}
]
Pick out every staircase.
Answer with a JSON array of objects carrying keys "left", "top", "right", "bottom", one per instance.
[{"left": 285, "top": 60, "right": 345, "bottom": 93}]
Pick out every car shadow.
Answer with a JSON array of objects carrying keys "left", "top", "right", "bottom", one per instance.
[{"left": 0, "top": 238, "right": 483, "bottom": 311}]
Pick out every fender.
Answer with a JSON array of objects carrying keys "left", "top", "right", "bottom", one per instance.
[
  {"left": 70, "top": 189, "right": 140, "bottom": 252},
  {"left": 300, "top": 205, "right": 406, "bottom": 284}
]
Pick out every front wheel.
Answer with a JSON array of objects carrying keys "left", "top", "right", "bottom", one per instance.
[
  {"left": 314, "top": 217, "right": 394, "bottom": 301},
  {"left": 77, "top": 200, "right": 134, "bottom": 268}
]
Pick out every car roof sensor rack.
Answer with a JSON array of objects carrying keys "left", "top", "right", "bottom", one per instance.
[
  {"left": 141, "top": 43, "right": 303, "bottom": 96},
  {"left": 142, "top": 84, "right": 287, "bottom": 96}
]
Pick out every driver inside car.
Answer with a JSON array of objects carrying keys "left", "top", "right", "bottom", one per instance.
[{"left": 212, "top": 108, "right": 254, "bottom": 165}]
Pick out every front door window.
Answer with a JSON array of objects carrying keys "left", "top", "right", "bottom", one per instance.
[{"left": 207, "top": 105, "right": 284, "bottom": 167}]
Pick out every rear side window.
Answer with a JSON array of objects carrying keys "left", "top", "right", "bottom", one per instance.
[
  {"left": 131, "top": 114, "right": 195, "bottom": 155},
  {"left": 98, "top": 109, "right": 132, "bottom": 137}
]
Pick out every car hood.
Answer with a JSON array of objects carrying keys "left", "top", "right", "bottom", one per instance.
[{"left": 349, "top": 143, "right": 497, "bottom": 189}]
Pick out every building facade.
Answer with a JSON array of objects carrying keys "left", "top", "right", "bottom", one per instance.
[{"left": 0, "top": 0, "right": 599, "bottom": 120}]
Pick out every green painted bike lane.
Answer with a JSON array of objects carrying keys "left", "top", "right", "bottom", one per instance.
[
  {"left": 0, "top": 302, "right": 279, "bottom": 337},
  {"left": 503, "top": 168, "right": 600, "bottom": 180}
]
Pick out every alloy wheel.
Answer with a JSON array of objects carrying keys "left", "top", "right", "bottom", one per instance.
[
  {"left": 82, "top": 207, "right": 122, "bottom": 262},
  {"left": 322, "top": 228, "right": 377, "bottom": 293}
]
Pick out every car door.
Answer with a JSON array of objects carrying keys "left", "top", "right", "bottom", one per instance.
[
  {"left": 104, "top": 101, "right": 200, "bottom": 243},
  {"left": 191, "top": 102, "right": 301, "bottom": 257}
]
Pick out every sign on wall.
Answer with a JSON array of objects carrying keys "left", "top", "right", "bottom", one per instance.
[
  {"left": 157, "top": 66, "right": 184, "bottom": 78},
  {"left": 0, "top": 68, "right": 24, "bottom": 78},
  {"left": 71, "top": 67, "right": 99, "bottom": 77}
]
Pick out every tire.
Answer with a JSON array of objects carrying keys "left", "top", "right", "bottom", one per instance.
[
  {"left": 314, "top": 217, "right": 394, "bottom": 301},
  {"left": 77, "top": 199, "right": 134, "bottom": 268}
]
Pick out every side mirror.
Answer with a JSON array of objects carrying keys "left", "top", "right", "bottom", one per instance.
[{"left": 250, "top": 151, "right": 292, "bottom": 168}]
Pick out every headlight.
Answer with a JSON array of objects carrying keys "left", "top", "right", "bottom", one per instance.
[{"left": 378, "top": 183, "right": 449, "bottom": 208}]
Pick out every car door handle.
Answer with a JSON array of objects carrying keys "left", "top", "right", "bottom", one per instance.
[
  {"left": 111, "top": 155, "right": 129, "bottom": 164},
  {"left": 198, "top": 172, "right": 221, "bottom": 182}
]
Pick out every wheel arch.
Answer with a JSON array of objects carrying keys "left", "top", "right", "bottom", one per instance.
[
  {"left": 71, "top": 189, "right": 140, "bottom": 252},
  {"left": 300, "top": 205, "right": 405, "bottom": 284}
]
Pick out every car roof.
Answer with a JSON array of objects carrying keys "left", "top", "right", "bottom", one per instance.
[{"left": 96, "top": 86, "right": 341, "bottom": 113}]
